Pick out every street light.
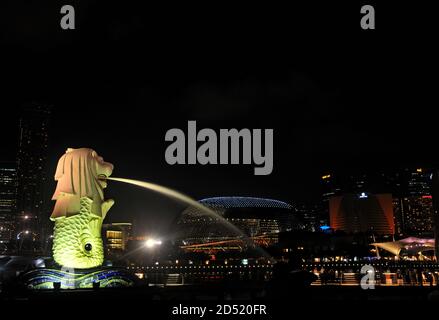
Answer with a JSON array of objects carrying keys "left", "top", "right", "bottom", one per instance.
[
  {"left": 17, "top": 230, "right": 34, "bottom": 253},
  {"left": 144, "top": 238, "right": 162, "bottom": 248},
  {"left": 16, "top": 230, "right": 31, "bottom": 240}
]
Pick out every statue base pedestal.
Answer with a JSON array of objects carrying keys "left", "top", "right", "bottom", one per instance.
[{"left": 21, "top": 266, "right": 138, "bottom": 290}]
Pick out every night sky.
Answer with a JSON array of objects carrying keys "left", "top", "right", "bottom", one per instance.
[{"left": 0, "top": 2, "right": 435, "bottom": 236}]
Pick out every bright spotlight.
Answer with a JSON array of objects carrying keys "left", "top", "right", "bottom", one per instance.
[{"left": 145, "top": 238, "right": 162, "bottom": 248}]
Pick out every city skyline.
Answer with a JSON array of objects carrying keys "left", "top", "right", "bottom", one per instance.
[
  {"left": 1, "top": 107, "right": 438, "bottom": 202},
  {"left": 1, "top": 2, "right": 438, "bottom": 306},
  {"left": 1, "top": 111, "right": 437, "bottom": 246},
  {"left": 1, "top": 4, "right": 437, "bottom": 212}
]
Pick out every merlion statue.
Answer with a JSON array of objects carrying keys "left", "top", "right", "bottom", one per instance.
[{"left": 51, "top": 148, "right": 114, "bottom": 269}]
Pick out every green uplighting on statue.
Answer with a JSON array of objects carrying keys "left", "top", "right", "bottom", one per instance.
[
  {"left": 50, "top": 148, "right": 114, "bottom": 269},
  {"left": 22, "top": 148, "right": 137, "bottom": 289}
]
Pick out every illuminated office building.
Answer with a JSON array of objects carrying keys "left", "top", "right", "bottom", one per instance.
[
  {"left": 393, "top": 197, "right": 404, "bottom": 236},
  {"left": 15, "top": 104, "right": 51, "bottom": 243},
  {"left": 320, "top": 174, "right": 341, "bottom": 226},
  {"left": 294, "top": 203, "right": 320, "bottom": 232},
  {"left": 407, "top": 168, "right": 431, "bottom": 197},
  {"left": 0, "top": 163, "right": 18, "bottom": 243},
  {"left": 431, "top": 170, "right": 439, "bottom": 257},
  {"left": 323, "top": 168, "right": 435, "bottom": 237},
  {"left": 321, "top": 172, "right": 381, "bottom": 228},
  {"left": 399, "top": 195, "right": 434, "bottom": 236},
  {"left": 329, "top": 193, "right": 395, "bottom": 235},
  {"left": 103, "top": 223, "right": 132, "bottom": 257},
  {"left": 393, "top": 168, "right": 434, "bottom": 237}
]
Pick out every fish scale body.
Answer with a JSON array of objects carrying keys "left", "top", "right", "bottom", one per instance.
[{"left": 52, "top": 197, "right": 104, "bottom": 269}]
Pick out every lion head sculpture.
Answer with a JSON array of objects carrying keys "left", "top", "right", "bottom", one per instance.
[{"left": 51, "top": 148, "right": 114, "bottom": 221}]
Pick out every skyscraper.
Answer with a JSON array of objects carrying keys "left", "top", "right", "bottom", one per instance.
[
  {"left": 322, "top": 168, "right": 434, "bottom": 237},
  {"left": 320, "top": 174, "right": 341, "bottom": 226},
  {"left": 294, "top": 203, "right": 321, "bottom": 232},
  {"left": 15, "top": 104, "right": 51, "bottom": 246},
  {"left": 329, "top": 193, "right": 395, "bottom": 235},
  {"left": 407, "top": 168, "right": 431, "bottom": 197},
  {"left": 102, "top": 223, "right": 133, "bottom": 258},
  {"left": 395, "top": 168, "right": 434, "bottom": 237},
  {"left": 431, "top": 170, "right": 439, "bottom": 258},
  {"left": 0, "top": 162, "right": 18, "bottom": 244}
]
